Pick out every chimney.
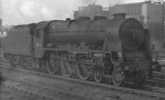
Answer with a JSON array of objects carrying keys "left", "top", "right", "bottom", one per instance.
[
  {"left": 94, "top": 16, "right": 107, "bottom": 20},
  {"left": 77, "top": 16, "right": 90, "bottom": 21},
  {"left": 113, "top": 13, "right": 126, "bottom": 20}
]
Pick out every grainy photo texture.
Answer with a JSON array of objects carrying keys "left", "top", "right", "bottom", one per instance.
[{"left": 0, "top": 0, "right": 165, "bottom": 100}]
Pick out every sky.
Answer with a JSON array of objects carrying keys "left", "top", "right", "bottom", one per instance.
[{"left": 0, "top": 0, "right": 157, "bottom": 25}]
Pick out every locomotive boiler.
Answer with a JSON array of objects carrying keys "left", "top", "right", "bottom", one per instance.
[{"left": 2, "top": 13, "right": 152, "bottom": 86}]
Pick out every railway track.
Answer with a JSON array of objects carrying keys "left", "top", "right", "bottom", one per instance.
[
  {"left": 0, "top": 57, "right": 165, "bottom": 85},
  {"left": 1, "top": 79, "right": 88, "bottom": 100},
  {"left": 0, "top": 59, "right": 165, "bottom": 100},
  {"left": 0, "top": 82, "right": 52, "bottom": 100}
]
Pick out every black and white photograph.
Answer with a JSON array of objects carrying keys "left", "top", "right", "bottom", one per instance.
[{"left": 0, "top": 0, "right": 165, "bottom": 100}]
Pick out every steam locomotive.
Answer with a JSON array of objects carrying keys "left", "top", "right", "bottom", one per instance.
[{"left": 2, "top": 13, "right": 153, "bottom": 86}]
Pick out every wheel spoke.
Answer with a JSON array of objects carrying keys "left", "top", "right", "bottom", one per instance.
[
  {"left": 63, "top": 59, "right": 73, "bottom": 77},
  {"left": 112, "top": 67, "right": 125, "bottom": 86},
  {"left": 76, "top": 63, "right": 90, "bottom": 80},
  {"left": 10, "top": 55, "right": 17, "bottom": 67},
  {"left": 60, "top": 58, "right": 72, "bottom": 77},
  {"left": 47, "top": 54, "right": 61, "bottom": 75},
  {"left": 94, "top": 70, "right": 103, "bottom": 83}
]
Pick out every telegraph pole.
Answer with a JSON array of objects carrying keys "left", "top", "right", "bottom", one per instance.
[
  {"left": 0, "top": 0, "right": 3, "bottom": 57},
  {"left": 0, "top": 0, "right": 6, "bottom": 58},
  {"left": 162, "top": 1, "right": 165, "bottom": 47}
]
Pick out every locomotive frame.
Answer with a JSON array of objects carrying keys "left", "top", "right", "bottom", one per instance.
[{"left": 2, "top": 14, "right": 154, "bottom": 87}]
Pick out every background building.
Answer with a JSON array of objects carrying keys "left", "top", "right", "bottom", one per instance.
[
  {"left": 74, "top": 1, "right": 165, "bottom": 50},
  {"left": 74, "top": 4, "right": 109, "bottom": 19}
]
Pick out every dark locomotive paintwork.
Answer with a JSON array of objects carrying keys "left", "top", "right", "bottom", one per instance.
[
  {"left": 74, "top": 2, "right": 165, "bottom": 57},
  {"left": 45, "top": 16, "right": 122, "bottom": 51},
  {"left": 2, "top": 14, "right": 152, "bottom": 86},
  {"left": 3, "top": 25, "right": 33, "bottom": 56},
  {"left": 30, "top": 22, "right": 49, "bottom": 58}
]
